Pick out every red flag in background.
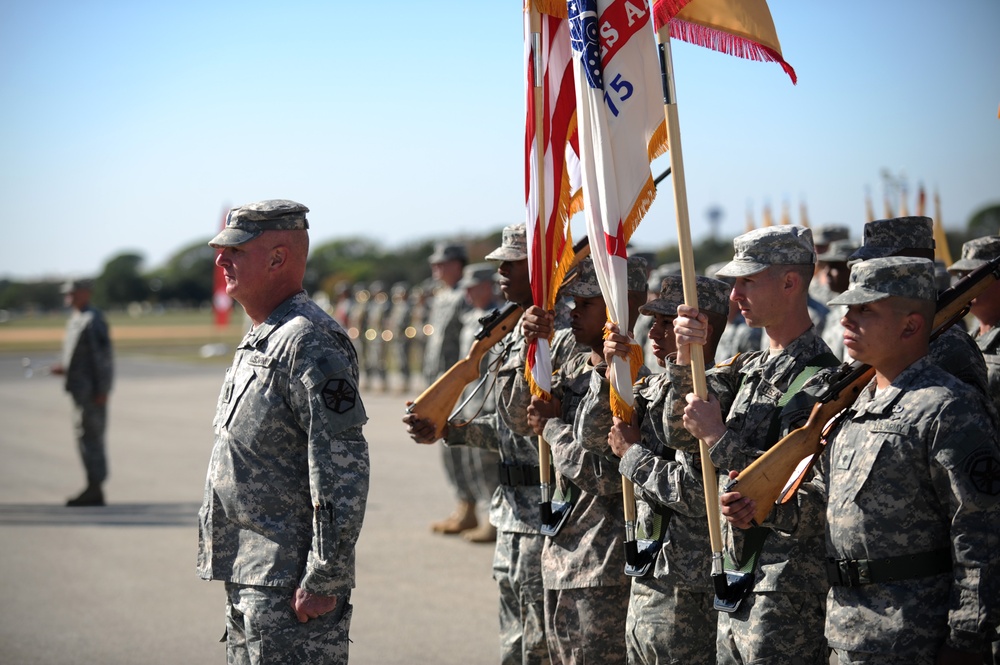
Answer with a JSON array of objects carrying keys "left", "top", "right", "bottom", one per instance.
[
  {"left": 212, "top": 206, "right": 233, "bottom": 327},
  {"left": 653, "top": 0, "right": 796, "bottom": 83},
  {"left": 524, "top": 1, "right": 581, "bottom": 400}
]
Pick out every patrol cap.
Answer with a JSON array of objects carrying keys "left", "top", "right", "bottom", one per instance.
[
  {"left": 60, "top": 278, "right": 94, "bottom": 294},
  {"left": 647, "top": 263, "right": 681, "bottom": 292},
  {"left": 817, "top": 239, "right": 859, "bottom": 263},
  {"left": 561, "top": 256, "right": 647, "bottom": 298},
  {"left": 484, "top": 224, "right": 528, "bottom": 262},
  {"left": 428, "top": 242, "right": 468, "bottom": 264},
  {"left": 458, "top": 262, "right": 497, "bottom": 288},
  {"left": 849, "top": 217, "right": 934, "bottom": 262},
  {"left": 209, "top": 199, "right": 309, "bottom": 248},
  {"left": 828, "top": 256, "right": 936, "bottom": 306},
  {"left": 714, "top": 225, "right": 816, "bottom": 278},
  {"left": 640, "top": 275, "right": 730, "bottom": 318},
  {"left": 947, "top": 235, "right": 1000, "bottom": 273},
  {"left": 814, "top": 224, "right": 850, "bottom": 246}
]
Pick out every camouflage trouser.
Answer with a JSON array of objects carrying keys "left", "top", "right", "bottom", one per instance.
[
  {"left": 544, "top": 585, "right": 629, "bottom": 665},
  {"left": 494, "top": 531, "right": 550, "bottom": 665},
  {"left": 626, "top": 576, "right": 716, "bottom": 665},
  {"left": 441, "top": 443, "right": 500, "bottom": 513},
  {"left": 717, "top": 591, "right": 827, "bottom": 665},
  {"left": 72, "top": 395, "right": 107, "bottom": 485},
  {"left": 223, "top": 583, "right": 352, "bottom": 665}
]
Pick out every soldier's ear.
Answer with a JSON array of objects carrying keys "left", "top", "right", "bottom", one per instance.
[
  {"left": 900, "top": 312, "right": 924, "bottom": 340},
  {"left": 269, "top": 246, "right": 287, "bottom": 269}
]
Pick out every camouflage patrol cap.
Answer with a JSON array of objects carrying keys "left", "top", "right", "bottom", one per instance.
[
  {"left": 640, "top": 275, "right": 730, "bottom": 318},
  {"left": 715, "top": 225, "right": 816, "bottom": 278},
  {"left": 209, "top": 199, "right": 309, "bottom": 248},
  {"left": 828, "top": 256, "right": 936, "bottom": 306},
  {"left": 947, "top": 235, "right": 1000, "bottom": 273},
  {"left": 484, "top": 224, "right": 528, "bottom": 262},
  {"left": 647, "top": 263, "right": 681, "bottom": 292},
  {"left": 814, "top": 224, "right": 850, "bottom": 246},
  {"left": 60, "top": 278, "right": 94, "bottom": 294},
  {"left": 849, "top": 217, "right": 934, "bottom": 262},
  {"left": 561, "top": 255, "right": 647, "bottom": 298},
  {"left": 428, "top": 242, "right": 468, "bottom": 264},
  {"left": 817, "top": 239, "right": 860, "bottom": 263},
  {"left": 458, "top": 262, "right": 497, "bottom": 288}
]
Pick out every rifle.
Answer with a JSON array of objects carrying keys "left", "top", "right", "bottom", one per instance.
[
  {"left": 727, "top": 254, "right": 1000, "bottom": 526},
  {"left": 405, "top": 236, "right": 593, "bottom": 440}
]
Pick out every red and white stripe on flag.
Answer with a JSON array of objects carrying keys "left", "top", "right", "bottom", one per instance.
[
  {"left": 569, "top": 0, "right": 666, "bottom": 420},
  {"left": 524, "top": 2, "right": 581, "bottom": 400}
]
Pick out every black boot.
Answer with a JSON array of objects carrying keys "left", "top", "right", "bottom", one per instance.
[{"left": 66, "top": 484, "right": 105, "bottom": 507}]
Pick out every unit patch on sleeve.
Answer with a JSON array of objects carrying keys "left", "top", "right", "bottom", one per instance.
[{"left": 321, "top": 379, "right": 357, "bottom": 414}]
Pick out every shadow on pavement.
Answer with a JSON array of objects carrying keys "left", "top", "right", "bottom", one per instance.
[{"left": 0, "top": 501, "right": 201, "bottom": 527}]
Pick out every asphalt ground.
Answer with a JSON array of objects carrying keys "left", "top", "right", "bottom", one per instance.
[{"left": 0, "top": 353, "right": 498, "bottom": 665}]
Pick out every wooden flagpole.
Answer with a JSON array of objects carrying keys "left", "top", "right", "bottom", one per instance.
[
  {"left": 655, "top": 26, "right": 727, "bottom": 594},
  {"left": 530, "top": 8, "right": 554, "bottom": 518}
]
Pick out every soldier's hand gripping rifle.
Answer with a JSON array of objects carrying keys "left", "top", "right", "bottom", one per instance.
[
  {"left": 727, "top": 254, "right": 1000, "bottom": 526},
  {"left": 404, "top": 237, "right": 593, "bottom": 440}
]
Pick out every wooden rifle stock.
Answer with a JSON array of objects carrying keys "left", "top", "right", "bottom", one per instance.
[
  {"left": 406, "top": 303, "right": 523, "bottom": 440},
  {"left": 730, "top": 255, "right": 1000, "bottom": 525}
]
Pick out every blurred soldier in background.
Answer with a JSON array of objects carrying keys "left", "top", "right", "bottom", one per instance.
[
  {"left": 364, "top": 281, "right": 390, "bottom": 392},
  {"left": 50, "top": 278, "right": 113, "bottom": 507},
  {"left": 450, "top": 263, "right": 503, "bottom": 543},
  {"left": 422, "top": 242, "right": 472, "bottom": 533},
  {"left": 332, "top": 283, "right": 353, "bottom": 328},
  {"left": 406, "top": 285, "right": 429, "bottom": 392},
  {"left": 346, "top": 285, "right": 369, "bottom": 377},
  {"left": 386, "top": 282, "right": 412, "bottom": 394},
  {"left": 817, "top": 239, "right": 859, "bottom": 360}
]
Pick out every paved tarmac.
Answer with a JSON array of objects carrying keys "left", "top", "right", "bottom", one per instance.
[{"left": 0, "top": 353, "right": 498, "bottom": 665}]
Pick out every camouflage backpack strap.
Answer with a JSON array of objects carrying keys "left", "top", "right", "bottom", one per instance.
[
  {"left": 765, "top": 351, "right": 841, "bottom": 447},
  {"left": 728, "top": 351, "right": 841, "bottom": 574}
]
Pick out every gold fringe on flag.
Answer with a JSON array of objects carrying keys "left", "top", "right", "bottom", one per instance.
[
  {"left": 525, "top": 0, "right": 567, "bottom": 19},
  {"left": 605, "top": 334, "right": 645, "bottom": 422}
]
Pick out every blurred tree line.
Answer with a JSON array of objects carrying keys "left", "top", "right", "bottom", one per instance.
[{"left": 2, "top": 203, "right": 998, "bottom": 314}]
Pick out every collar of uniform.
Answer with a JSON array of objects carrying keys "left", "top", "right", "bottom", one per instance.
[
  {"left": 240, "top": 290, "right": 310, "bottom": 348},
  {"left": 851, "top": 355, "right": 934, "bottom": 417},
  {"left": 976, "top": 324, "right": 1000, "bottom": 352},
  {"left": 748, "top": 325, "right": 823, "bottom": 388}
]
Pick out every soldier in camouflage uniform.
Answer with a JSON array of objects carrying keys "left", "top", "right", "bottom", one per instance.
[
  {"left": 51, "top": 278, "right": 114, "bottom": 507},
  {"left": 405, "top": 225, "right": 582, "bottom": 665},
  {"left": 452, "top": 263, "right": 502, "bottom": 543},
  {"left": 948, "top": 235, "right": 1000, "bottom": 412},
  {"left": 503, "top": 257, "right": 647, "bottom": 665},
  {"left": 596, "top": 274, "right": 731, "bottom": 665},
  {"left": 947, "top": 235, "right": 1000, "bottom": 665},
  {"left": 816, "top": 239, "right": 858, "bottom": 361},
  {"left": 198, "top": 200, "right": 370, "bottom": 665},
  {"left": 363, "top": 281, "right": 390, "bottom": 391},
  {"left": 846, "top": 217, "right": 995, "bottom": 419},
  {"left": 423, "top": 243, "right": 476, "bottom": 534},
  {"left": 385, "top": 282, "right": 412, "bottom": 393},
  {"left": 731, "top": 257, "right": 1000, "bottom": 663},
  {"left": 668, "top": 226, "right": 837, "bottom": 665}
]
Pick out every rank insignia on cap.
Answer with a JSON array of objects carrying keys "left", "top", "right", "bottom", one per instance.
[{"left": 322, "top": 379, "right": 357, "bottom": 414}]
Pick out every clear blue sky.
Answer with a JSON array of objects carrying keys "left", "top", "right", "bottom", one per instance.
[{"left": 2, "top": 0, "right": 998, "bottom": 280}]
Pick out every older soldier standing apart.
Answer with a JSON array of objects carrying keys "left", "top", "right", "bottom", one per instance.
[
  {"left": 50, "top": 278, "right": 113, "bottom": 507},
  {"left": 726, "top": 257, "right": 1000, "bottom": 664},
  {"left": 198, "top": 200, "right": 370, "bottom": 665}
]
